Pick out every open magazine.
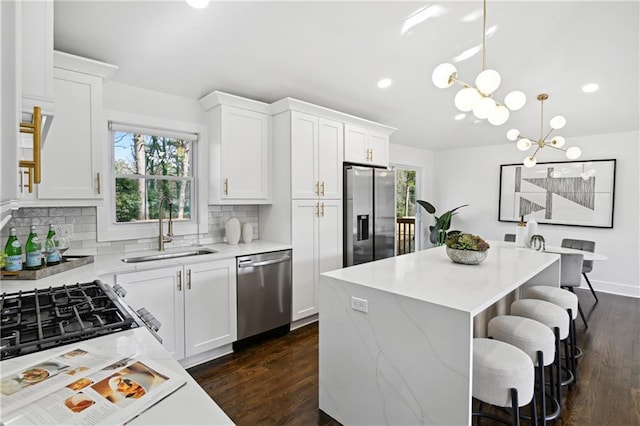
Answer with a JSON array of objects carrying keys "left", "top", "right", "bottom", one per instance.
[{"left": 1, "top": 345, "right": 186, "bottom": 425}]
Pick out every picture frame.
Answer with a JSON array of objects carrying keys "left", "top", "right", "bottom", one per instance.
[{"left": 498, "top": 159, "right": 616, "bottom": 228}]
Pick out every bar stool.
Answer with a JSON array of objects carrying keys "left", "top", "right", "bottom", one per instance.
[
  {"left": 510, "top": 299, "right": 571, "bottom": 412},
  {"left": 488, "top": 315, "right": 560, "bottom": 425},
  {"left": 473, "top": 338, "right": 535, "bottom": 426},
  {"left": 526, "top": 285, "right": 581, "bottom": 375}
]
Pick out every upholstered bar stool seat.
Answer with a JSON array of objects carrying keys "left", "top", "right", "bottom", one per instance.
[
  {"left": 526, "top": 285, "right": 583, "bottom": 370},
  {"left": 510, "top": 298, "right": 572, "bottom": 407},
  {"left": 488, "top": 315, "right": 559, "bottom": 424},
  {"left": 473, "top": 338, "right": 535, "bottom": 425}
]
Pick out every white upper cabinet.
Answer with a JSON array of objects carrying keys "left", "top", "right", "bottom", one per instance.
[
  {"left": 344, "top": 124, "right": 390, "bottom": 167},
  {"left": 21, "top": 0, "right": 54, "bottom": 113},
  {"left": 1, "top": 1, "right": 21, "bottom": 213},
  {"left": 25, "top": 52, "right": 116, "bottom": 202},
  {"left": 291, "top": 111, "right": 343, "bottom": 200},
  {"left": 200, "top": 91, "right": 272, "bottom": 204}
]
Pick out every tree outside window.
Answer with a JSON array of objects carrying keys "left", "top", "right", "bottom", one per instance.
[{"left": 113, "top": 131, "right": 192, "bottom": 223}]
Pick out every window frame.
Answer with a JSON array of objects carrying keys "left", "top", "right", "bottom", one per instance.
[{"left": 96, "top": 111, "right": 208, "bottom": 243}]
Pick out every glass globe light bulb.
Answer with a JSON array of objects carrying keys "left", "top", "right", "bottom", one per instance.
[
  {"left": 506, "top": 129, "right": 520, "bottom": 141},
  {"left": 488, "top": 105, "right": 510, "bottom": 126},
  {"left": 454, "top": 87, "right": 481, "bottom": 112},
  {"left": 475, "top": 69, "right": 501, "bottom": 95},
  {"left": 550, "top": 115, "right": 566, "bottom": 130},
  {"left": 524, "top": 156, "right": 537, "bottom": 168},
  {"left": 432, "top": 63, "right": 457, "bottom": 89},
  {"left": 504, "top": 91, "right": 526, "bottom": 111},
  {"left": 472, "top": 97, "right": 495, "bottom": 119},
  {"left": 517, "top": 138, "right": 532, "bottom": 151},
  {"left": 566, "top": 146, "right": 582, "bottom": 160},
  {"left": 550, "top": 136, "right": 565, "bottom": 148}
]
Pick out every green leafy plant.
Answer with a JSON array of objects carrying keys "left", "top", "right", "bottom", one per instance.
[
  {"left": 445, "top": 233, "right": 490, "bottom": 252},
  {"left": 417, "top": 200, "right": 468, "bottom": 246}
]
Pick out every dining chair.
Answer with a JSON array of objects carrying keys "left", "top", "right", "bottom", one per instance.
[
  {"left": 558, "top": 252, "right": 588, "bottom": 327},
  {"left": 561, "top": 238, "right": 598, "bottom": 303},
  {"left": 504, "top": 233, "right": 516, "bottom": 242}
]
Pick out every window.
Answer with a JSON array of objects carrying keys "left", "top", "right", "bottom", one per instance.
[{"left": 110, "top": 122, "right": 197, "bottom": 225}]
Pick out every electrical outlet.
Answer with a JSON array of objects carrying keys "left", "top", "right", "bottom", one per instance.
[
  {"left": 351, "top": 297, "right": 368, "bottom": 313},
  {"left": 56, "top": 224, "right": 74, "bottom": 238}
]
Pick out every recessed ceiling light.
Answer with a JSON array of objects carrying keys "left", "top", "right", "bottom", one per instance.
[
  {"left": 454, "top": 113, "right": 466, "bottom": 120},
  {"left": 186, "top": 0, "right": 209, "bottom": 9},
  {"left": 582, "top": 83, "right": 599, "bottom": 93},
  {"left": 377, "top": 78, "right": 392, "bottom": 89}
]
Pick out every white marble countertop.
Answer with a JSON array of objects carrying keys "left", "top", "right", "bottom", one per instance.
[
  {"left": 0, "top": 240, "right": 291, "bottom": 291},
  {"left": 321, "top": 241, "right": 560, "bottom": 316},
  {"left": 0, "top": 328, "right": 234, "bottom": 425}
]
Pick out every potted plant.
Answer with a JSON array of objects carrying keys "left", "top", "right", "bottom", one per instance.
[
  {"left": 416, "top": 200, "right": 468, "bottom": 246},
  {"left": 444, "top": 232, "right": 490, "bottom": 265}
]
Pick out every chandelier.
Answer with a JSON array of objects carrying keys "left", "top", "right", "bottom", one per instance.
[
  {"left": 506, "top": 93, "right": 582, "bottom": 168},
  {"left": 431, "top": 0, "right": 525, "bottom": 125}
]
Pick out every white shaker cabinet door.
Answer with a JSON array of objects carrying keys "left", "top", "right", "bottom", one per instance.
[
  {"left": 367, "top": 130, "right": 389, "bottom": 167},
  {"left": 317, "top": 199, "right": 343, "bottom": 277},
  {"left": 317, "top": 119, "right": 343, "bottom": 199},
  {"left": 184, "top": 259, "right": 237, "bottom": 358},
  {"left": 291, "top": 112, "right": 318, "bottom": 199},
  {"left": 220, "top": 105, "right": 270, "bottom": 200},
  {"left": 291, "top": 199, "right": 319, "bottom": 321},
  {"left": 38, "top": 68, "right": 103, "bottom": 199},
  {"left": 115, "top": 266, "right": 185, "bottom": 360},
  {"left": 344, "top": 124, "right": 368, "bottom": 164}
]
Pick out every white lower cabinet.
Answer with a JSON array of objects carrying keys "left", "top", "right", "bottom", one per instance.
[
  {"left": 291, "top": 199, "right": 342, "bottom": 321},
  {"left": 115, "top": 258, "right": 237, "bottom": 360}
]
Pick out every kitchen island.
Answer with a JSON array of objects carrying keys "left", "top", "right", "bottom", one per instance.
[{"left": 318, "top": 242, "right": 560, "bottom": 426}]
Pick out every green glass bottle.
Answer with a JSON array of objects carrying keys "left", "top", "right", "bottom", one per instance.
[
  {"left": 3, "top": 227, "right": 23, "bottom": 272},
  {"left": 25, "top": 225, "right": 42, "bottom": 270},
  {"left": 45, "top": 224, "right": 61, "bottom": 266}
]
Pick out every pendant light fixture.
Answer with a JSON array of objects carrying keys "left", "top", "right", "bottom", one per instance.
[
  {"left": 431, "top": 0, "right": 525, "bottom": 125},
  {"left": 506, "top": 93, "right": 582, "bottom": 168}
]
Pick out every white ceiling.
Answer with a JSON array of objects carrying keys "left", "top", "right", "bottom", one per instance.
[{"left": 53, "top": 1, "right": 639, "bottom": 152}]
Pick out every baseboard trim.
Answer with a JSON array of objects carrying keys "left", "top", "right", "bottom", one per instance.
[
  {"left": 584, "top": 279, "right": 640, "bottom": 298},
  {"left": 291, "top": 314, "right": 318, "bottom": 330}
]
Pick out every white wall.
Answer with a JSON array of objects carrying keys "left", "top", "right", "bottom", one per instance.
[
  {"left": 389, "top": 143, "right": 435, "bottom": 250},
  {"left": 433, "top": 131, "right": 639, "bottom": 298}
]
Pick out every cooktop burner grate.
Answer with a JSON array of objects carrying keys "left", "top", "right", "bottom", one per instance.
[{"left": 0, "top": 281, "right": 138, "bottom": 360}]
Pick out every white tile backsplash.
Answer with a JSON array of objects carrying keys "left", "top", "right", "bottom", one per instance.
[{"left": 1, "top": 205, "right": 260, "bottom": 255}]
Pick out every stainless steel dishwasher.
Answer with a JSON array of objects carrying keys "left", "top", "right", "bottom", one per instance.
[{"left": 235, "top": 249, "right": 292, "bottom": 347}]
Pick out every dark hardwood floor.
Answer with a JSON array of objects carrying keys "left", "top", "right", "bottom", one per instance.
[{"left": 188, "top": 289, "right": 639, "bottom": 425}]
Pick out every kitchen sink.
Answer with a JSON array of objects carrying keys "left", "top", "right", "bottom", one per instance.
[{"left": 121, "top": 248, "right": 218, "bottom": 263}]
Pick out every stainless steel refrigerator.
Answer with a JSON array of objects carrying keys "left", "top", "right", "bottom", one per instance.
[{"left": 344, "top": 165, "right": 396, "bottom": 266}]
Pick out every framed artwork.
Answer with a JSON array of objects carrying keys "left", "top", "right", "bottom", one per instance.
[{"left": 498, "top": 159, "right": 616, "bottom": 228}]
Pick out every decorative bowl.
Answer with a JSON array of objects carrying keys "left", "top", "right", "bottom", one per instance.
[{"left": 446, "top": 247, "right": 488, "bottom": 265}]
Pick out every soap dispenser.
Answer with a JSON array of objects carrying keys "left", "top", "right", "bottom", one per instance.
[{"left": 515, "top": 215, "right": 527, "bottom": 248}]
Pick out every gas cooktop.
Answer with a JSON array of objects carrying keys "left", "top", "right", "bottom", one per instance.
[{"left": 0, "top": 281, "right": 139, "bottom": 361}]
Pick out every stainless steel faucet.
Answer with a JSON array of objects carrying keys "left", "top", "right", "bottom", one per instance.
[{"left": 158, "top": 196, "right": 174, "bottom": 251}]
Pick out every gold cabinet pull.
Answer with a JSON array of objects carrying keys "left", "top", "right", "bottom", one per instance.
[
  {"left": 370, "top": 148, "right": 374, "bottom": 161},
  {"left": 96, "top": 172, "right": 101, "bottom": 194},
  {"left": 23, "top": 168, "right": 34, "bottom": 193},
  {"left": 224, "top": 178, "right": 229, "bottom": 195},
  {"left": 177, "top": 270, "right": 182, "bottom": 291},
  {"left": 320, "top": 181, "right": 325, "bottom": 196},
  {"left": 19, "top": 106, "right": 42, "bottom": 185},
  {"left": 187, "top": 269, "right": 192, "bottom": 290},
  {"left": 315, "top": 181, "right": 319, "bottom": 196},
  {"left": 315, "top": 202, "right": 319, "bottom": 217},
  {"left": 321, "top": 202, "right": 325, "bottom": 217}
]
